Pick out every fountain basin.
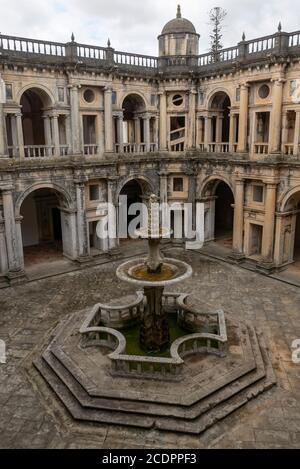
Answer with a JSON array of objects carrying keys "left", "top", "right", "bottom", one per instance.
[{"left": 116, "top": 257, "right": 192, "bottom": 287}]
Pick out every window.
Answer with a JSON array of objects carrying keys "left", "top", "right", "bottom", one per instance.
[
  {"left": 58, "top": 87, "right": 65, "bottom": 102},
  {"left": 236, "top": 88, "right": 240, "bottom": 102},
  {"left": 172, "top": 94, "right": 184, "bottom": 106},
  {"left": 112, "top": 91, "right": 117, "bottom": 104},
  {"left": 89, "top": 184, "right": 100, "bottom": 201},
  {"left": 83, "top": 89, "right": 95, "bottom": 103},
  {"left": 198, "top": 90, "right": 204, "bottom": 105},
  {"left": 258, "top": 84, "right": 270, "bottom": 99},
  {"left": 151, "top": 94, "right": 157, "bottom": 106},
  {"left": 6, "top": 84, "right": 13, "bottom": 100},
  {"left": 173, "top": 177, "right": 184, "bottom": 192},
  {"left": 253, "top": 185, "right": 264, "bottom": 203}
]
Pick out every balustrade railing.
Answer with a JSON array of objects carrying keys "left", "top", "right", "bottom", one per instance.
[
  {"left": 254, "top": 143, "right": 269, "bottom": 155},
  {"left": 83, "top": 144, "right": 99, "bottom": 156},
  {"left": 24, "top": 145, "right": 55, "bottom": 158},
  {"left": 1, "top": 28, "right": 300, "bottom": 73},
  {"left": 284, "top": 143, "right": 294, "bottom": 155}
]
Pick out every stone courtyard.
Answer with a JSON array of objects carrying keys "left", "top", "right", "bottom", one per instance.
[{"left": 1, "top": 246, "right": 300, "bottom": 449}]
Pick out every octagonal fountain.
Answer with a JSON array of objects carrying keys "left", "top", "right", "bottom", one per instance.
[{"left": 116, "top": 194, "right": 192, "bottom": 352}]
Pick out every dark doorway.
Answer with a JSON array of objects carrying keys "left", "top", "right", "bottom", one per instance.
[
  {"left": 215, "top": 181, "right": 234, "bottom": 246},
  {"left": 119, "top": 180, "right": 143, "bottom": 239},
  {"left": 52, "top": 207, "right": 62, "bottom": 242}
]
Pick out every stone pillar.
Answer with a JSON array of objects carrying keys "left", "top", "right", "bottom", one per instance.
[
  {"left": 43, "top": 115, "right": 52, "bottom": 147},
  {"left": 237, "top": 84, "right": 249, "bottom": 152},
  {"left": 293, "top": 110, "right": 300, "bottom": 157},
  {"left": 75, "top": 181, "right": 90, "bottom": 260},
  {"left": 134, "top": 117, "right": 141, "bottom": 147},
  {"left": 65, "top": 114, "right": 72, "bottom": 153},
  {"left": 204, "top": 116, "right": 212, "bottom": 150},
  {"left": 15, "top": 112, "right": 24, "bottom": 158},
  {"left": 69, "top": 85, "right": 81, "bottom": 154},
  {"left": 104, "top": 87, "right": 114, "bottom": 152},
  {"left": 281, "top": 111, "right": 288, "bottom": 153},
  {"left": 229, "top": 113, "right": 236, "bottom": 152},
  {"left": 159, "top": 171, "right": 169, "bottom": 230},
  {"left": 0, "top": 103, "right": 7, "bottom": 158},
  {"left": 143, "top": 115, "right": 151, "bottom": 152},
  {"left": 232, "top": 179, "right": 245, "bottom": 259},
  {"left": 261, "top": 183, "right": 277, "bottom": 264},
  {"left": 270, "top": 79, "right": 284, "bottom": 153},
  {"left": 2, "top": 186, "right": 24, "bottom": 276},
  {"left": 159, "top": 92, "right": 167, "bottom": 151},
  {"left": 216, "top": 115, "right": 223, "bottom": 143},
  {"left": 107, "top": 178, "right": 118, "bottom": 249},
  {"left": 0, "top": 212, "right": 8, "bottom": 273},
  {"left": 187, "top": 90, "right": 197, "bottom": 149},
  {"left": 197, "top": 116, "right": 204, "bottom": 148},
  {"left": 51, "top": 113, "right": 60, "bottom": 156},
  {"left": 117, "top": 114, "right": 124, "bottom": 152}
]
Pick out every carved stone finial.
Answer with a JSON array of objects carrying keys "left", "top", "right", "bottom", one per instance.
[
  {"left": 278, "top": 21, "right": 282, "bottom": 32},
  {"left": 107, "top": 38, "right": 111, "bottom": 47},
  {"left": 242, "top": 32, "right": 246, "bottom": 41},
  {"left": 71, "top": 32, "right": 75, "bottom": 42},
  {"left": 177, "top": 4, "right": 181, "bottom": 18}
]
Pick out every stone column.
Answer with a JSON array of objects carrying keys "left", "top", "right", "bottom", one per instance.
[
  {"left": 159, "top": 92, "right": 167, "bottom": 151},
  {"left": 270, "top": 79, "right": 284, "bottom": 153},
  {"left": 143, "top": 115, "right": 151, "bottom": 152},
  {"left": 281, "top": 111, "right": 288, "bottom": 153},
  {"left": 117, "top": 114, "right": 124, "bottom": 152},
  {"left": 69, "top": 85, "right": 81, "bottom": 154},
  {"left": 204, "top": 116, "right": 212, "bottom": 150},
  {"left": 51, "top": 113, "right": 60, "bottom": 156},
  {"left": 107, "top": 178, "right": 118, "bottom": 249},
  {"left": 43, "top": 115, "right": 52, "bottom": 147},
  {"left": 15, "top": 112, "right": 24, "bottom": 158},
  {"left": 104, "top": 87, "right": 114, "bottom": 152},
  {"left": 232, "top": 179, "right": 245, "bottom": 259},
  {"left": 261, "top": 183, "right": 277, "bottom": 264},
  {"left": 237, "top": 84, "right": 249, "bottom": 152},
  {"left": 197, "top": 116, "right": 204, "bottom": 148},
  {"left": 216, "top": 115, "right": 223, "bottom": 143},
  {"left": 293, "top": 110, "right": 300, "bottom": 157},
  {"left": 187, "top": 90, "right": 197, "bottom": 149},
  {"left": 75, "top": 181, "right": 90, "bottom": 260},
  {"left": 65, "top": 114, "right": 72, "bottom": 154},
  {"left": 159, "top": 171, "right": 169, "bottom": 230},
  {"left": 229, "top": 113, "right": 236, "bottom": 152},
  {"left": 134, "top": 117, "right": 141, "bottom": 148},
  {"left": 0, "top": 211, "right": 8, "bottom": 273},
  {"left": 0, "top": 103, "right": 7, "bottom": 158},
  {"left": 2, "top": 186, "right": 24, "bottom": 276}
]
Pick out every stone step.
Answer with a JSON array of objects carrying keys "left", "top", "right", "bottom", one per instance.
[
  {"left": 34, "top": 327, "right": 275, "bottom": 434},
  {"left": 36, "top": 324, "right": 273, "bottom": 427}
]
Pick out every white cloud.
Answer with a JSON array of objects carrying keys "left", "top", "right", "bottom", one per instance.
[{"left": 0, "top": 0, "right": 299, "bottom": 55}]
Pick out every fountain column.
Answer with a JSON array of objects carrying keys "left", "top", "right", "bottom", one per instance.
[{"left": 140, "top": 286, "right": 169, "bottom": 352}]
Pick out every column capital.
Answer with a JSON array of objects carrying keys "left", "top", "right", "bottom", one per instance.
[
  {"left": 68, "top": 84, "right": 81, "bottom": 90},
  {"left": 104, "top": 86, "right": 113, "bottom": 93},
  {"left": 0, "top": 185, "right": 14, "bottom": 193},
  {"left": 158, "top": 171, "right": 169, "bottom": 177}
]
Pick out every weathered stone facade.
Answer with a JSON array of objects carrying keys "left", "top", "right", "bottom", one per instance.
[{"left": 1, "top": 7, "right": 300, "bottom": 283}]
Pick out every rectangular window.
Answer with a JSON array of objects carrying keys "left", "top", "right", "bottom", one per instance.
[
  {"left": 6, "top": 84, "right": 13, "bottom": 100},
  {"left": 151, "top": 94, "right": 157, "bottom": 106},
  {"left": 89, "top": 184, "right": 100, "bottom": 201},
  {"left": 236, "top": 88, "right": 240, "bottom": 102},
  {"left": 58, "top": 87, "right": 65, "bottom": 102},
  {"left": 112, "top": 91, "right": 117, "bottom": 104},
  {"left": 173, "top": 177, "right": 184, "bottom": 192},
  {"left": 252, "top": 185, "right": 264, "bottom": 203}
]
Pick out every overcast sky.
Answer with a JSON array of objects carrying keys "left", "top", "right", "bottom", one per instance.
[{"left": 0, "top": 0, "right": 299, "bottom": 55}]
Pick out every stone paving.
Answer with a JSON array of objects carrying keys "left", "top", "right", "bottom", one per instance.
[{"left": 1, "top": 247, "right": 300, "bottom": 448}]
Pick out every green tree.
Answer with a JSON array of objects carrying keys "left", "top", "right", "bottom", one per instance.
[{"left": 209, "top": 7, "right": 227, "bottom": 62}]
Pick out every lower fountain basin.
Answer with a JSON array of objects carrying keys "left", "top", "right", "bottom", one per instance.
[{"left": 116, "top": 257, "right": 193, "bottom": 287}]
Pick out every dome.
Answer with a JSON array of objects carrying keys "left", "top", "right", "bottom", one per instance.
[{"left": 160, "top": 5, "right": 197, "bottom": 36}]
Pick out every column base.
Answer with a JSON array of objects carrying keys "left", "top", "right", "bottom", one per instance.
[
  {"left": 76, "top": 255, "right": 93, "bottom": 265},
  {"left": 108, "top": 247, "right": 122, "bottom": 258},
  {"left": 255, "top": 260, "right": 276, "bottom": 275},
  {"left": 6, "top": 269, "right": 27, "bottom": 285},
  {"left": 228, "top": 251, "right": 245, "bottom": 263}
]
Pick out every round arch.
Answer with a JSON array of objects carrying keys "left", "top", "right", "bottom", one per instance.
[
  {"left": 115, "top": 175, "right": 155, "bottom": 205},
  {"left": 279, "top": 185, "right": 300, "bottom": 212},
  {"left": 17, "top": 84, "right": 55, "bottom": 107},
  {"left": 206, "top": 88, "right": 233, "bottom": 110},
  {"left": 200, "top": 175, "right": 234, "bottom": 199},
  {"left": 120, "top": 91, "right": 148, "bottom": 110},
  {"left": 16, "top": 182, "right": 73, "bottom": 217}
]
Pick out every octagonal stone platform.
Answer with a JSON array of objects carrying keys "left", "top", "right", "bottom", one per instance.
[{"left": 33, "top": 298, "right": 276, "bottom": 435}]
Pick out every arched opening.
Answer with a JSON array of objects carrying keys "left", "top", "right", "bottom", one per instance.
[
  {"left": 20, "top": 88, "right": 51, "bottom": 146},
  {"left": 202, "top": 179, "right": 234, "bottom": 250},
  {"left": 209, "top": 92, "right": 232, "bottom": 150},
  {"left": 281, "top": 192, "right": 300, "bottom": 269},
  {"left": 215, "top": 182, "right": 234, "bottom": 245},
  {"left": 117, "top": 94, "right": 152, "bottom": 153},
  {"left": 20, "top": 187, "right": 73, "bottom": 269},
  {"left": 118, "top": 178, "right": 152, "bottom": 243}
]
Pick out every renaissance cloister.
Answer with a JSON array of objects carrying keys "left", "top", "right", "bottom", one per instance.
[{"left": 1, "top": 5, "right": 300, "bottom": 286}]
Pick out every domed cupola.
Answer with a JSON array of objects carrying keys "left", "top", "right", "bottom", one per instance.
[{"left": 158, "top": 5, "right": 199, "bottom": 57}]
